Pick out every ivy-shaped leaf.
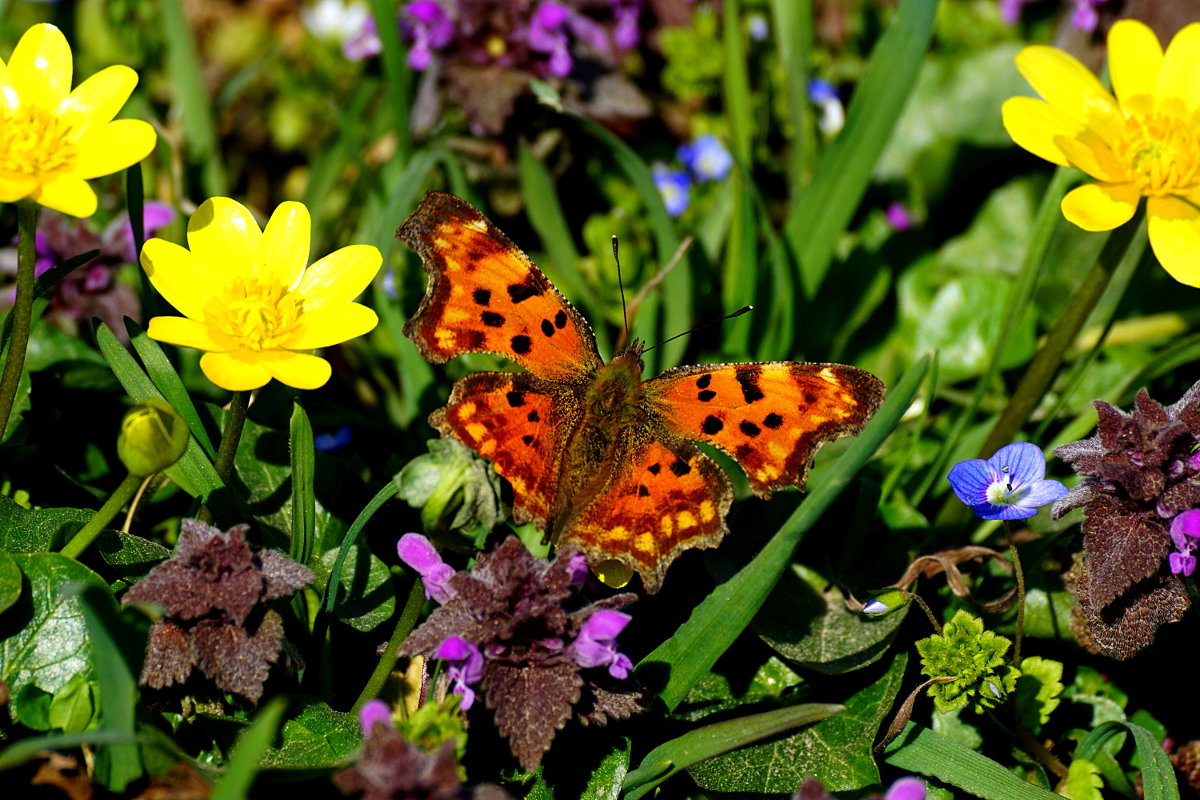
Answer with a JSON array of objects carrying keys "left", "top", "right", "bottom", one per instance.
[
  {"left": 316, "top": 546, "right": 395, "bottom": 632},
  {"left": 259, "top": 696, "right": 362, "bottom": 769}
]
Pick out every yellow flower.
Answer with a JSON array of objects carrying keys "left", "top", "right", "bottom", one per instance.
[
  {"left": 1002, "top": 20, "right": 1200, "bottom": 286},
  {"left": 142, "top": 198, "right": 382, "bottom": 391},
  {"left": 0, "top": 23, "right": 156, "bottom": 217}
]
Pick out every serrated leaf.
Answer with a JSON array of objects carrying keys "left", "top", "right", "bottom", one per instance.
[
  {"left": 316, "top": 546, "right": 396, "bottom": 632},
  {"left": 1062, "top": 758, "right": 1103, "bottom": 800},
  {"left": 259, "top": 697, "right": 362, "bottom": 769},
  {"left": 0, "top": 554, "right": 107, "bottom": 726},
  {"left": 753, "top": 563, "right": 908, "bottom": 674},
  {"left": 687, "top": 650, "right": 907, "bottom": 793},
  {"left": 0, "top": 495, "right": 90, "bottom": 553}
]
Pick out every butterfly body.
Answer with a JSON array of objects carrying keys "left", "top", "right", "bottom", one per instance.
[{"left": 400, "top": 192, "right": 885, "bottom": 593}]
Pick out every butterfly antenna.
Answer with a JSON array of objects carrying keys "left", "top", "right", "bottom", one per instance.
[
  {"left": 643, "top": 305, "right": 753, "bottom": 354},
  {"left": 613, "top": 235, "right": 630, "bottom": 337}
]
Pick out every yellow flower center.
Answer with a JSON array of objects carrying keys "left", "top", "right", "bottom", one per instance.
[
  {"left": 0, "top": 104, "right": 77, "bottom": 177},
  {"left": 1117, "top": 100, "right": 1200, "bottom": 196},
  {"left": 209, "top": 278, "right": 305, "bottom": 351}
]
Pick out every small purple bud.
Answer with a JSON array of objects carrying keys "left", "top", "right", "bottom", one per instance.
[
  {"left": 885, "top": 201, "right": 914, "bottom": 232},
  {"left": 885, "top": 776, "right": 927, "bottom": 800},
  {"left": 436, "top": 636, "right": 484, "bottom": 710},
  {"left": 566, "top": 551, "right": 589, "bottom": 588},
  {"left": 861, "top": 599, "right": 890, "bottom": 615},
  {"left": 358, "top": 699, "right": 392, "bottom": 733}
]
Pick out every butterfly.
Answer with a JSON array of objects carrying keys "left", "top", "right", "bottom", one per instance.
[{"left": 399, "top": 191, "right": 885, "bottom": 593}]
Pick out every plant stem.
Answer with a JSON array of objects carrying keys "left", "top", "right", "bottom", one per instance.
[
  {"left": 0, "top": 202, "right": 40, "bottom": 437},
  {"left": 1003, "top": 521, "right": 1026, "bottom": 664},
  {"left": 213, "top": 391, "right": 249, "bottom": 484},
  {"left": 979, "top": 210, "right": 1143, "bottom": 459},
  {"left": 1011, "top": 717, "right": 1069, "bottom": 779},
  {"left": 61, "top": 473, "right": 143, "bottom": 559},
  {"left": 353, "top": 579, "right": 426, "bottom": 714}
]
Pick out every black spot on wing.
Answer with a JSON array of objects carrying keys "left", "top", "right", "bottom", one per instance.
[
  {"left": 512, "top": 335, "right": 532, "bottom": 355},
  {"left": 804, "top": 392, "right": 817, "bottom": 404},
  {"left": 637, "top": 485, "right": 650, "bottom": 497},
  {"left": 508, "top": 278, "right": 544, "bottom": 304},
  {"left": 702, "top": 415, "right": 724, "bottom": 435},
  {"left": 648, "top": 463, "right": 661, "bottom": 475},
  {"left": 472, "top": 288, "right": 491, "bottom": 306},
  {"left": 554, "top": 310, "right": 567, "bottom": 329},
  {"left": 698, "top": 390, "right": 717, "bottom": 402},
  {"left": 669, "top": 458, "right": 692, "bottom": 477},
  {"left": 696, "top": 373, "right": 712, "bottom": 389},
  {"left": 740, "top": 421, "right": 761, "bottom": 438},
  {"left": 527, "top": 410, "right": 540, "bottom": 422},
  {"left": 735, "top": 443, "right": 754, "bottom": 461},
  {"left": 482, "top": 311, "right": 505, "bottom": 328},
  {"left": 763, "top": 412, "right": 783, "bottom": 429},
  {"left": 541, "top": 319, "right": 555, "bottom": 337},
  {"left": 736, "top": 367, "right": 765, "bottom": 403},
  {"left": 466, "top": 330, "right": 486, "bottom": 349},
  {"left": 521, "top": 434, "right": 534, "bottom": 446},
  {"left": 505, "top": 391, "right": 525, "bottom": 408}
]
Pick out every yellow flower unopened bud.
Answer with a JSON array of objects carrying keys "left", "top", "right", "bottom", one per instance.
[{"left": 117, "top": 399, "right": 189, "bottom": 476}]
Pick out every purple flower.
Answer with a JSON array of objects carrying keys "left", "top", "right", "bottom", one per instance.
[
  {"left": 885, "top": 201, "right": 914, "bottom": 231},
  {"left": 436, "top": 636, "right": 484, "bottom": 709},
  {"left": 358, "top": 698, "right": 392, "bottom": 732},
  {"left": 1070, "top": 0, "right": 1106, "bottom": 32},
  {"left": 652, "top": 163, "right": 691, "bottom": 217},
  {"left": 612, "top": 0, "right": 642, "bottom": 49},
  {"left": 998, "top": 0, "right": 1030, "bottom": 24},
  {"left": 401, "top": 1, "right": 453, "bottom": 70},
  {"left": 1169, "top": 510, "right": 1200, "bottom": 576},
  {"left": 529, "top": 2, "right": 573, "bottom": 77},
  {"left": 571, "top": 609, "right": 633, "bottom": 679},
  {"left": 397, "top": 533, "right": 457, "bottom": 604},
  {"left": 677, "top": 134, "right": 733, "bottom": 182},
  {"left": 343, "top": 14, "right": 382, "bottom": 60},
  {"left": 885, "top": 776, "right": 927, "bottom": 800},
  {"left": 947, "top": 442, "right": 1068, "bottom": 521}
]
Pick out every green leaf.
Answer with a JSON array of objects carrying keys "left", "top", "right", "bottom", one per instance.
[
  {"left": 884, "top": 723, "right": 1061, "bottom": 799},
  {"left": 259, "top": 697, "right": 361, "bottom": 770},
  {"left": 753, "top": 563, "right": 908, "bottom": 674},
  {"left": 95, "top": 530, "right": 171, "bottom": 581},
  {"left": 1075, "top": 720, "right": 1179, "bottom": 800},
  {"left": 211, "top": 697, "right": 287, "bottom": 799},
  {"left": 0, "top": 494, "right": 89, "bottom": 552},
  {"left": 290, "top": 401, "right": 316, "bottom": 566},
  {"left": 786, "top": 0, "right": 938, "bottom": 296},
  {"left": 624, "top": 703, "right": 843, "bottom": 799},
  {"left": 47, "top": 670, "right": 98, "bottom": 732},
  {"left": 1015, "top": 656, "right": 1064, "bottom": 729},
  {"left": 0, "top": 550, "right": 20, "bottom": 614},
  {"left": 1061, "top": 758, "right": 1104, "bottom": 800},
  {"left": 687, "top": 650, "right": 908, "bottom": 793},
  {"left": 126, "top": 319, "right": 216, "bottom": 459},
  {"left": 160, "top": 0, "right": 225, "bottom": 195},
  {"left": 316, "top": 546, "right": 396, "bottom": 632},
  {"left": 641, "top": 356, "right": 928, "bottom": 711},
  {"left": 528, "top": 737, "right": 631, "bottom": 800},
  {"left": 0, "top": 554, "right": 107, "bottom": 727},
  {"left": 321, "top": 481, "right": 400, "bottom": 620}
]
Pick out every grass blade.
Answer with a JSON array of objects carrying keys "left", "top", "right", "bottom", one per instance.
[
  {"left": 210, "top": 697, "right": 287, "bottom": 800},
  {"left": 289, "top": 401, "right": 316, "bottom": 567}
]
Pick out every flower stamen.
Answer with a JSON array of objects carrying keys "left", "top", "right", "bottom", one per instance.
[
  {"left": 0, "top": 105, "right": 77, "bottom": 177},
  {"left": 208, "top": 278, "right": 306, "bottom": 351}
]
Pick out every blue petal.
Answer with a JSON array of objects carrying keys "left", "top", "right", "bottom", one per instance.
[
  {"left": 1020, "top": 478, "right": 1069, "bottom": 509},
  {"left": 987, "top": 442, "right": 1045, "bottom": 485},
  {"left": 970, "top": 500, "right": 1038, "bottom": 521},
  {"left": 947, "top": 458, "right": 1000, "bottom": 505}
]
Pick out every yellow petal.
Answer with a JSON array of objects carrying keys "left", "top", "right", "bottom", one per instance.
[
  {"left": 74, "top": 119, "right": 157, "bottom": 179},
  {"left": 141, "top": 238, "right": 223, "bottom": 319},
  {"left": 0, "top": 172, "right": 38, "bottom": 203},
  {"left": 7, "top": 24, "right": 73, "bottom": 108},
  {"left": 58, "top": 65, "right": 137, "bottom": 135},
  {"left": 295, "top": 244, "right": 382, "bottom": 306},
  {"left": 0, "top": 61, "right": 17, "bottom": 112},
  {"left": 147, "top": 316, "right": 222, "bottom": 352},
  {"left": 1002, "top": 97, "right": 1085, "bottom": 166},
  {"left": 1015, "top": 45, "right": 1122, "bottom": 143},
  {"left": 1158, "top": 23, "right": 1200, "bottom": 112},
  {"left": 1061, "top": 182, "right": 1140, "bottom": 231},
  {"left": 291, "top": 303, "right": 379, "bottom": 349},
  {"left": 1055, "top": 130, "right": 1129, "bottom": 182},
  {"left": 200, "top": 352, "right": 272, "bottom": 391},
  {"left": 1108, "top": 20, "right": 1162, "bottom": 109},
  {"left": 261, "top": 352, "right": 332, "bottom": 390},
  {"left": 260, "top": 201, "right": 310, "bottom": 287},
  {"left": 1147, "top": 194, "right": 1200, "bottom": 286},
  {"left": 187, "top": 197, "right": 261, "bottom": 279},
  {"left": 31, "top": 174, "right": 97, "bottom": 217}
]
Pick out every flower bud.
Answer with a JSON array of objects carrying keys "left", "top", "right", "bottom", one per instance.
[{"left": 117, "top": 398, "right": 189, "bottom": 476}]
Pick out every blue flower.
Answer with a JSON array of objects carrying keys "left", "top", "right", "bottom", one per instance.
[
  {"left": 808, "top": 78, "right": 844, "bottom": 135},
  {"left": 947, "top": 442, "right": 1068, "bottom": 521},
  {"left": 678, "top": 134, "right": 732, "bottom": 182},
  {"left": 652, "top": 163, "right": 691, "bottom": 217}
]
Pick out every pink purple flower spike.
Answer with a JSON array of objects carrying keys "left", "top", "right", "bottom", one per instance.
[
  {"left": 436, "top": 636, "right": 485, "bottom": 709},
  {"left": 885, "top": 776, "right": 926, "bottom": 800},
  {"left": 358, "top": 698, "right": 393, "bottom": 733},
  {"left": 397, "top": 533, "right": 457, "bottom": 603},
  {"left": 572, "top": 609, "right": 634, "bottom": 679},
  {"left": 1168, "top": 510, "right": 1200, "bottom": 576},
  {"left": 402, "top": 1, "right": 453, "bottom": 70}
]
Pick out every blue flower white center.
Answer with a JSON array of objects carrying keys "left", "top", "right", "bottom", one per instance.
[{"left": 985, "top": 465, "right": 1027, "bottom": 506}]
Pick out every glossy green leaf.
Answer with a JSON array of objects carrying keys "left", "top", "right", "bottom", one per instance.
[
  {"left": 317, "top": 545, "right": 395, "bottom": 632},
  {"left": 290, "top": 401, "right": 316, "bottom": 566},
  {"left": 95, "top": 530, "right": 171, "bottom": 581},
  {"left": 259, "top": 697, "right": 361, "bottom": 769},
  {"left": 1075, "top": 720, "right": 1179, "bottom": 800},
  {"left": 641, "top": 356, "right": 929, "bottom": 710},
  {"left": 688, "top": 650, "right": 907, "bottom": 793},
  {"left": 0, "top": 494, "right": 89, "bottom": 553},
  {"left": 0, "top": 550, "right": 21, "bottom": 614}
]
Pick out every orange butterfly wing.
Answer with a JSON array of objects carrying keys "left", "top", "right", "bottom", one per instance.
[
  {"left": 398, "top": 191, "right": 603, "bottom": 380},
  {"left": 645, "top": 362, "right": 885, "bottom": 497}
]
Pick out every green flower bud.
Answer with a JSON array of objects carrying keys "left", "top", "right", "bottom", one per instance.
[{"left": 117, "top": 399, "right": 189, "bottom": 476}]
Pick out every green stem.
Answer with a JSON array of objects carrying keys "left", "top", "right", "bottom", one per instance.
[
  {"left": 213, "top": 391, "right": 249, "bottom": 484},
  {"left": 353, "top": 579, "right": 426, "bottom": 715},
  {"left": 978, "top": 210, "right": 1143, "bottom": 458},
  {"left": 0, "top": 202, "right": 40, "bottom": 437},
  {"left": 61, "top": 473, "right": 143, "bottom": 559},
  {"left": 1003, "top": 521, "right": 1026, "bottom": 665}
]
